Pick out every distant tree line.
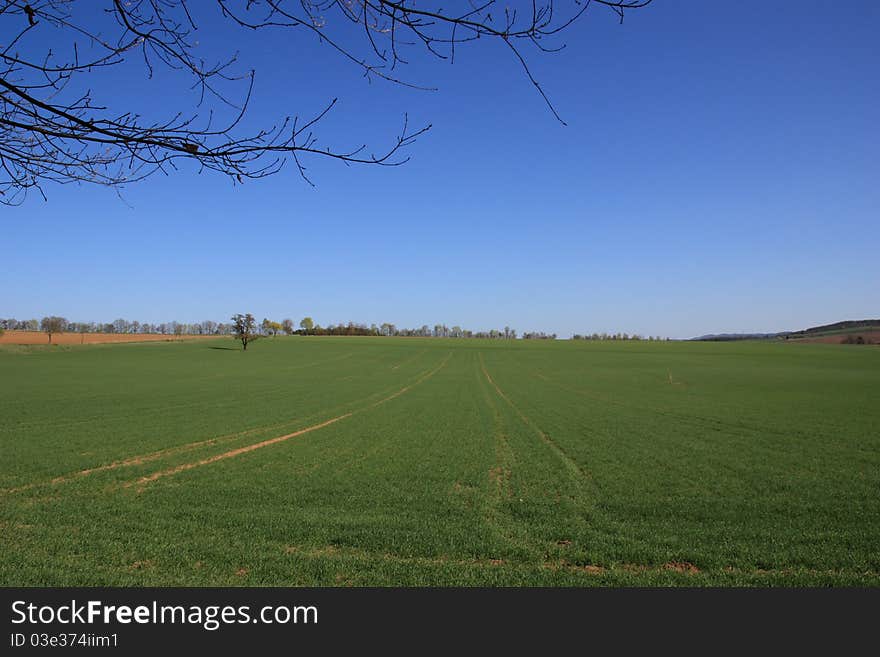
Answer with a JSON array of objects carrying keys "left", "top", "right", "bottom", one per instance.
[
  {"left": 1, "top": 317, "right": 237, "bottom": 336},
  {"left": 2, "top": 316, "right": 671, "bottom": 343},
  {"left": 521, "top": 332, "right": 558, "bottom": 340},
  {"left": 1, "top": 316, "right": 525, "bottom": 340},
  {"left": 571, "top": 333, "right": 669, "bottom": 341},
  {"left": 291, "top": 321, "right": 520, "bottom": 339}
]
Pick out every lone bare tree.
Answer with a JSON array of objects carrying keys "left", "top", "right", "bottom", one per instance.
[
  {"left": 0, "top": 0, "right": 652, "bottom": 204},
  {"left": 40, "top": 315, "right": 66, "bottom": 344},
  {"left": 231, "top": 313, "right": 259, "bottom": 351}
]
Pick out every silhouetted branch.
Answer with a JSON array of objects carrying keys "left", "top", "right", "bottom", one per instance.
[{"left": 0, "top": 0, "right": 652, "bottom": 204}]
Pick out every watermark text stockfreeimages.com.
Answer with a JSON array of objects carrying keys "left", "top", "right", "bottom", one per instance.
[{"left": 11, "top": 599, "right": 317, "bottom": 632}]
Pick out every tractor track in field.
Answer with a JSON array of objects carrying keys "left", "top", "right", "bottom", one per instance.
[
  {"left": 4, "top": 435, "right": 229, "bottom": 494},
  {"left": 1, "top": 352, "right": 452, "bottom": 496},
  {"left": 390, "top": 349, "right": 427, "bottom": 370},
  {"left": 127, "top": 352, "right": 453, "bottom": 488},
  {"left": 129, "top": 413, "right": 356, "bottom": 486},
  {"left": 474, "top": 358, "right": 530, "bottom": 558},
  {"left": 366, "top": 352, "right": 450, "bottom": 407},
  {"left": 0, "top": 404, "right": 363, "bottom": 496},
  {"left": 479, "top": 354, "right": 594, "bottom": 485},
  {"left": 0, "top": 419, "right": 315, "bottom": 496},
  {"left": 478, "top": 354, "right": 604, "bottom": 562}
]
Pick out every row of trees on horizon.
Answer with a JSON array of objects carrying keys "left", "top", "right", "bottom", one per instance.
[
  {"left": 1, "top": 317, "right": 667, "bottom": 341},
  {"left": 573, "top": 333, "right": 670, "bottom": 341},
  {"left": 1, "top": 317, "right": 537, "bottom": 340},
  {"left": 1, "top": 317, "right": 233, "bottom": 337}
]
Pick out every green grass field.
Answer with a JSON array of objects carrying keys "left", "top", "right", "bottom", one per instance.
[{"left": 1, "top": 337, "right": 878, "bottom": 586}]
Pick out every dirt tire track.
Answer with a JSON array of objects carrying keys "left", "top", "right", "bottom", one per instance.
[
  {"left": 129, "top": 413, "right": 355, "bottom": 486},
  {"left": 129, "top": 352, "right": 454, "bottom": 488},
  {"left": 390, "top": 349, "right": 427, "bottom": 370},
  {"left": 1, "top": 419, "right": 311, "bottom": 495},
  {"left": 2, "top": 353, "right": 450, "bottom": 496},
  {"left": 367, "top": 352, "right": 452, "bottom": 408}
]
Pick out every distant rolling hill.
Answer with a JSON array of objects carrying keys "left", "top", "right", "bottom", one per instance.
[{"left": 692, "top": 319, "right": 880, "bottom": 342}]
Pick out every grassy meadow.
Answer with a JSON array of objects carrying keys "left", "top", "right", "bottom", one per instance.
[{"left": 1, "top": 337, "right": 878, "bottom": 586}]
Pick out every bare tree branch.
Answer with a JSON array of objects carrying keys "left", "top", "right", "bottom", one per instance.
[{"left": 0, "top": 0, "right": 652, "bottom": 204}]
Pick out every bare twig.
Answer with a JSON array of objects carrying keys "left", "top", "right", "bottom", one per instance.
[{"left": 0, "top": 0, "right": 652, "bottom": 203}]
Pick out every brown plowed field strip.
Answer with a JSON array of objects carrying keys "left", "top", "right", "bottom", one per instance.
[
  {"left": 790, "top": 330, "right": 880, "bottom": 344},
  {"left": 0, "top": 330, "right": 225, "bottom": 345}
]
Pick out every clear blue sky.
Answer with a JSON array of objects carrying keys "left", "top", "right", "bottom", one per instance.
[{"left": 3, "top": 2, "right": 878, "bottom": 338}]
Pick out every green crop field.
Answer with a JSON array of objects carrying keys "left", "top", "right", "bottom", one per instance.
[{"left": 1, "top": 337, "right": 878, "bottom": 586}]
